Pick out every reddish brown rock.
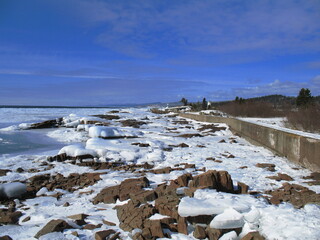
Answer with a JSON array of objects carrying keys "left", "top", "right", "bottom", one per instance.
[
  {"left": 237, "top": 182, "right": 249, "bottom": 194},
  {"left": 189, "top": 170, "right": 234, "bottom": 193},
  {"left": 0, "top": 236, "right": 13, "bottom": 240},
  {"left": 268, "top": 182, "right": 320, "bottom": 208},
  {"left": 0, "top": 208, "right": 22, "bottom": 225},
  {"left": 102, "top": 219, "right": 117, "bottom": 226},
  {"left": 206, "top": 227, "right": 241, "bottom": 240},
  {"left": 189, "top": 170, "right": 218, "bottom": 189},
  {"left": 0, "top": 169, "right": 11, "bottom": 177},
  {"left": 67, "top": 213, "right": 88, "bottom": 226},
  {"left": 93, "top": 177, "right": 149, "bottom": 204},
  {"left": 130, "top": 190, "right": 157, "bottom": 203},
  {"left": 177, "top": 217, "right": 188, "bottom": 235},
  {"left": 151, "top": 167, "right": 172, "bottom": 174},
  {"left": 83, "top": 223, "right": 102, "bottom": 230},
  {"left": 155, "top": 194, "right": 180, "bottom": 219},
  {"left": 241, "top": 231, "right": 265, "bottom": 240},
  {"left": 177, "top": 133, "right": 203, "bottom": 138},
  {"left": 92, "top": 114, "right": 120, "bottom": 120},
  {"left": 95, "top": 229, "right": 116, "bottom": 240},
  {"left": 187, "top": 215, "right": 213, "bottom": 225},
  {"left": 144, "top": 219, "right": 165, "bottom": 238},
  {"left": 28, "top": 119, "right": 59, "bottom": 129},
  {"left": 34, "top": 219, "right": 73, "bottom": 238},
  {"left": 193, "top": 225, "right": 207, "bottom": 239},
  {"left": 120, "top": 119, "right": 147, "bottom": 128},
  {"left": 170, "top": 173, "right": 193, "bottom": 188},
  {"left": 169, "top": 143, "right": 189, "bottom": 148},
  {"left": 116, "top": 200, "right": 155, "bottom": 231},
  {"left": 256, "top": 163, "right": 276, "bottom": 172},
  {"left": 206, "top": 227, "right": 224, "bottom": 240},
  {"left": 28, "top": 172, "right": 102, "bottom": 193}
]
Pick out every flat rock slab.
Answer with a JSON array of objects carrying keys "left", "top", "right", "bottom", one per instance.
[{"left": 34, "top": 219, "right": 73, "bottom": 239}]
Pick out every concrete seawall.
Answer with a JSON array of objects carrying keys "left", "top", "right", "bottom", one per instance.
[{"left": 180, "top": 113, "right": 320, "bottom": 172}]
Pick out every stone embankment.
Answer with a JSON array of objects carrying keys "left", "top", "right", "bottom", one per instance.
[{"left": 180, "top": 113, "right": 320, "bottom": 172}]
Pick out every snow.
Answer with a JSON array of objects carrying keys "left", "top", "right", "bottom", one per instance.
[
  {"left": 47, "top": 129, "right": 88, "bottom": 143},
  {"left": 210, "top": 208, "right": 245, "bottom": 229},
  {"left": 218, "top": 231, "right": 237, "bottom": 240},
  {"left": 239, "top": 117, "right": 320, "bottom": 140},
  {"left": 0, "top": 107, "right": 319, "bottom": 240}
]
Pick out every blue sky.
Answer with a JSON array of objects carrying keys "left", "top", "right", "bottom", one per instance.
[{"left": 0, "top": 0, "right": 319, "bottom": 106}]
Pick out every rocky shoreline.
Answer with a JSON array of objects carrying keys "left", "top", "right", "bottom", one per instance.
[{"left": 0, "top": 109, "right": 319, "bottom": 239}]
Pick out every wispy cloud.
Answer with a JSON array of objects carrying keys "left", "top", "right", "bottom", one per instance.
[
  {"left": 63, "top": 0, "right": 320, "bottom": 58},
  {"left": 209, "top": 76, "right": 320, "bottom": 101}
]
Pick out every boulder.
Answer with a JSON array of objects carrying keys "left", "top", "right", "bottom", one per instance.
[
  {"left": 172, "top": 173, "right": 193, "bottom": 188},
  {"left": 267, "top": 173, "right": 293, "bottom": 181},
  {"left": 177, "top": 217, "right": 188, "bottom": 235},
  {"left": 0, "top": 169, "right": 11, "bottom": 177},
  {"left": 255, "top": 163, "right": 276, "bottom": 172},
  {"left": 130, "top": 190, "right": 157, "bottom": 203},
  {"left": 268, "top": 183, "right": 320, "bottom": 208},
  {"left": 93, "top": 177, "right": 150, "bottom": 204},
  {"left": 120, "top": 119, "right": 147, "bottom": 128},
  {"left": 83, "top": 223, "right": 102, "bottom": 230},
  {"left": 102, "top": 219, "right": 117, "bottom": 226},
  {"left": 95, "top": 229, "right": 116, "bottom": 240},
  {"left": 67, "top": 213, "right": 88, "bottom": 225},
  {"left": 28, "top": 119, "right": 59, "bottom": 129},
  {"left": 241, "top": 231, "right": 265, "bottom": 240},
  {"left": 0, "top": 208, "right": 22, "bottom": 224},
  {"left": 34, "top": 219, "right": 73, "bottom": 239},
  {"left": 144, "top": 219, "right": 165, "bottom": 238},
  {"left": 155, "top": 195, "right": 180, "bottom": 219},
  {"left": 116, "top": 200, "right": 155, "bottom": 231},
  {"left": 187, "top": 215, "right": 214, "bottom": 225},
  {"left": 177, "top": 133, "right": 203, "bottom": 138},
  {"left": 189, "top": 170, "right": 234, "bottom": 193},
  {"left": 193, "top": 225, "right": 207, "bottom": 239},
  {"left": 237, "top": 182, "right": 249, "bottom": 194},
  {"left": 0, "top": 236, "right": 13, "bottom": 240}
]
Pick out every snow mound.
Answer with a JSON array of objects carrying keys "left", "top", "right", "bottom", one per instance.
[
  {"left": 58, "top": 144, "right": 98, "bottom": 157},
  {"left": 0, "top": 182, "right": 27, "bottom": 199},
  {"left": 89, "top": 126, "right": 138, "bottom": 138},
  {"left": 219, "top": 231, "right": 237, "bottom": 240},
  {"left": 178, "top": 189, "right": 252, "bottom": 217},
  {"left": 210, "top": 208, "right": 244, "bottom": 229}
]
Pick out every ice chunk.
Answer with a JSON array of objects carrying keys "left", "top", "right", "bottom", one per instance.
[
  {"left": 0, "top": 182, "right": 27, "bottom": 199},
  {"left": 39, "top": 232, "right": 66, "bottom": 240},
  {"left": 244, "top": 206, "right": 260, "bottom": 223},
  {"left": 219, "top": 231, "right": 237, "bottom": 240},
  {"left": 36, "top": 187, "right": 49, "bottom": 196},
  {"left": 210, "top": 208, "right": 244, "bottom": 229}
]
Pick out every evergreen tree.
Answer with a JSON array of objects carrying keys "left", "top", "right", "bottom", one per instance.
[
  {"left": 180, "top": 97, "right": 188, "bottom": 106},
  {"left": 296, "top": 88, "right": 313, "bottom": 107},
  {"left": 202, "top": 98, "right": 207, "bottom": 110}
]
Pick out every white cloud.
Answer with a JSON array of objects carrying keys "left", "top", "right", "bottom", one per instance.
[{"left": 65, "top": 0, "right": 320, "bottom": 57}]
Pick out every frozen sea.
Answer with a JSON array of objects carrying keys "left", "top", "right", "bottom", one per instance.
[{"left": 0, "top": 107, "right": 112, "bottom": 156}]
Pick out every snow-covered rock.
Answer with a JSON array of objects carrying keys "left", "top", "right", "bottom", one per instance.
[
  {"left": 58, "top": 144, "right": 98, "bottom": 157},
  {"left": 0, "top": 182, "right": 27, "bottom": 199},
  {"left": 210, "top": 208, "right": 245, "bottom": 229},
  {"left": 89, "top": 126, "right": 134, "bottom": 138}
]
